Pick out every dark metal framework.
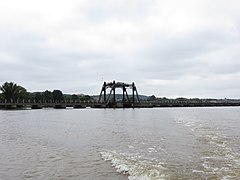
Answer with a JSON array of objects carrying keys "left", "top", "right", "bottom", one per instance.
[{"left": 98, "top": 81, "right": 140, "bottom": 106}]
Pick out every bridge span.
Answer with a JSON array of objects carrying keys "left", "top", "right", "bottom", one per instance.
[
  {"left": 1, "top": 100, "right": 240, "bottom": 110},
  {"left": 1, "top": 81, "right": 239, "bottom": 109},
  {"left": 0, "top": 101, "right": 152, "bottom": 109}
]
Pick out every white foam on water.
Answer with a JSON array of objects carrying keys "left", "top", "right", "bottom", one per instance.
[
  {"left": 174, "top": 116, "right": 240, "bottom": 178},
  {"left": 128, "top": 145, "right": 135, "bottom": 149},
  {"left": 100, "top": 150, "right": 168, "bottom": 180},
  {"left": 198, "top": 130, "right": 240, "bottom": 174}
]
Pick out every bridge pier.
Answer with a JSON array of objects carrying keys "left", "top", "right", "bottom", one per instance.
[
  {"left": 5, "top": 104, "right": 17, "bottom": 109},
  {"left": 31, "top": 105, "right": 43, "bottom": 109},
  {"left": 2, "top": 104, "right": 26, "bottom": 109},
  {"left": 73, "top": 104, "right": 86, "bottom": 108},
  {"left": 54, "top": 104, "right": 66, "bottom": 109}
]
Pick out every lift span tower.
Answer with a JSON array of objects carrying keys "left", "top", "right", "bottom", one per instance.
[{"left": 98, "top": 81, "right": 140, "bottom": 108}]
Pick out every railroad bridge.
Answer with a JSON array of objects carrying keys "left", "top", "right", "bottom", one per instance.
[
  {"left": 1, "top": 81, "right": 238, "bottom": 110},
  {"left": 0, "top": 81, "right": 144, "bottom": 109}
]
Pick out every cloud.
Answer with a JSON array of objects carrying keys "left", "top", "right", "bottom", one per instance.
[{"left": 0, "top": 0, "right": 240, "bottom": 98}]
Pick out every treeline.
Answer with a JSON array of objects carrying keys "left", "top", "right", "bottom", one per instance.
[{"left": 0, "top": 82, "right": 92, "bottom": 102}]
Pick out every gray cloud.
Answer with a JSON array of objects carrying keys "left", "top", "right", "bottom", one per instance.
[{"left": 0, "top": 0, "right": 240, "bottom": 98}]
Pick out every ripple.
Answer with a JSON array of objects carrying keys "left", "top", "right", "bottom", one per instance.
[{"left": 175, "top": 117, "right": 240, "bottom": 179}]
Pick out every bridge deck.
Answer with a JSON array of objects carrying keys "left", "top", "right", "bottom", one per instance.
[{"left": 0, "top": 101, "right": 240, "bottom": 109}]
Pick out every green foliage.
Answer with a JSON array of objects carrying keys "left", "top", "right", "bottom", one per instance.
[
  {"left": 0, "top": 82, "right": 92, "bottom": 102},
  {"left": 18, "top": 86, "right": 30, "bottom": 100},
  {"left": 80, "top": 95, "right": 91, "bottom": 101},
  {"left": 43, "top": 90, "right": 53, "bottom": 100},
  {"left": 63, "top": 94, "right": 71, "bottom": 101},
  {"left": 0, "top": 82, "right": 28, "bottom": 101},
  {"left": 0, "top": 93, "right": 3, "bottom": 100},
  {"left": 71, "top": 94, "right": 79, "bottom": 101},
  {"left": 35, "top": 92, "right": 43, "bottom": 102},
  {"left": 52, "top": 90, "right": 63, "bottom": 101},
  {"left": 176, "top": 97, "right": 187, "bottom": 101},
  {"left": 148, "top": 95, "right": 156, "bottom": 101}
]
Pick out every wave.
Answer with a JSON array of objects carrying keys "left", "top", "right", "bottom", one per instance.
[
  {"left": 174, "top": 117, "right": 240, "bottom": 179},
  {"left": 100, "top": 150, "right": 169, "bottom": 180}
]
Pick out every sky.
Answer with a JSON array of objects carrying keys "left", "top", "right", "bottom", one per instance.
[{"left": 0, "top": 0, "right": 240, "bottom": 98}]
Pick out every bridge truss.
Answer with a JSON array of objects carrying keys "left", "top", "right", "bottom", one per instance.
[{"left": 98, "top": 81, "right": 140, "bottom": 107}]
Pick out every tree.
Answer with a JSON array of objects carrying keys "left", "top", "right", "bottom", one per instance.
[
  {"left": 71, "top": 94, "right": 79, "bottom": 101},
  {"left": 176, "top": 97, "right": 187, "bottom": 101},
  {"left": 80, "top": 95, "right": 91, "bottom": 101},
  {"left": 52, "top": 90, "right": 63, "bottom": 101},
  {"left": 18, "top": 86, "right": 29, "bottom": 100},
  {"left": 43, "top": 90, "right": 53, "bottom": 101},
  {"left": 0, "top": 93, "right": 3, "bottom": 101},
  {"left": 148, "top": 95, "right": 156, "bottom": 101},
  {"left": 34, "top": 92, "right": 43, "bottom": 102},
  {"left": 0, "top": 82, "right": 28, "bottom": 102}
]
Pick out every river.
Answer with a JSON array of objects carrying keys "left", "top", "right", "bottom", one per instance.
[{"left": 0, "top": 107, "right": 240, "bottom": 179}]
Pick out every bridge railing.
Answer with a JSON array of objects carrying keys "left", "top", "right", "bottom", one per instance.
[{"left": 1, "top": 99, "right": 240, "bottom": 108}]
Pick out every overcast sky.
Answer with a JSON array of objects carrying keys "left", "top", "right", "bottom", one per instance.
[{"left": 0, "top": 0, "right": 240, "bottom": 98}]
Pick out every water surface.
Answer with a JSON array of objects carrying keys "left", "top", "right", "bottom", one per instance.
[{"left": 0, "top": 107, "right": 240, "bottom": 179}]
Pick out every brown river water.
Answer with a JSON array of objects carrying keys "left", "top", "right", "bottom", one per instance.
[{"left": 0, "top": 107, "right": 240, "bottom": 179}]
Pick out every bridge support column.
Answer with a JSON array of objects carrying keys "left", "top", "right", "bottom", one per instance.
[
  {"left": 123, "top": 86, "right": 125, "bottom": 104},
  {"left": 132, "top": 82, "right": 135, "bottom": 105},
  {"left": 113, "top": 80, "right": 116, "bottom": 105},
  {"left": 103, "top": 82, "right": 106, "bottom": 102}
]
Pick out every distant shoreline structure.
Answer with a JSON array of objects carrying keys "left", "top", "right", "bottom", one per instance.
[
  {"left": 1, "top": 98, "right": 240, "bottom": 110},
  {"left": 1, "top": 81, "right": 240, "bottom": 109}
]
